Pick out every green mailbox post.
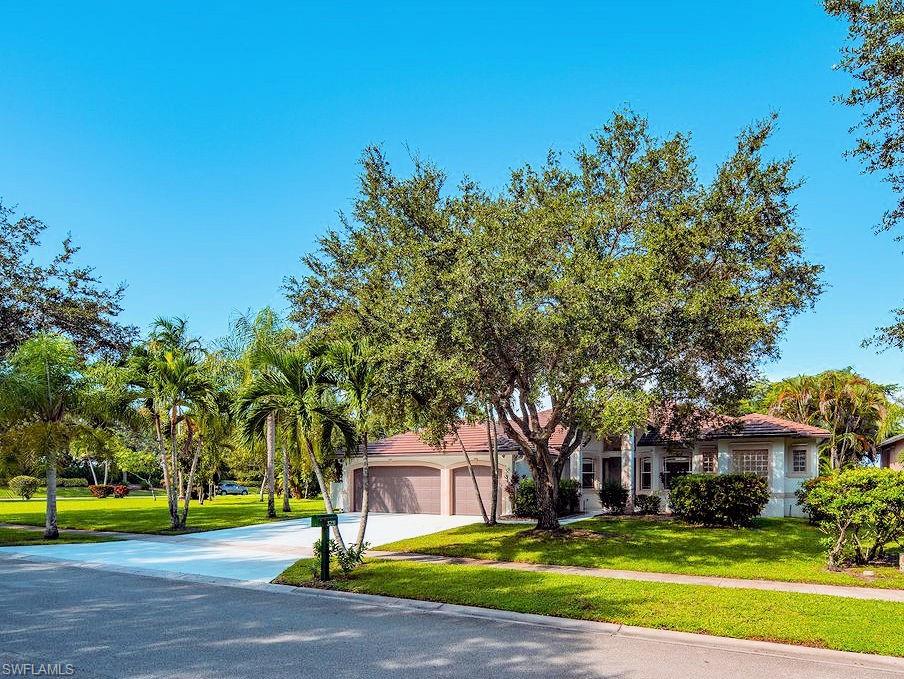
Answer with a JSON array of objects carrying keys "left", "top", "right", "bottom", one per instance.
[{"left": 311, "top": 513, "right": 339, "bottom": 580}]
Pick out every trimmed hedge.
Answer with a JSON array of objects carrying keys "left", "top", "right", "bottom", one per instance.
[
  {"left": 58, "top": 477, "right": 89, "bottom": 487},
  {"left": 510, "top": 477, "right": 582, "bottom": 518},
  {"left": 634, "top": 493, "right": 662, "bottom": 515},
  {"left": 669, "top": 473, "right": 769, "bottom": 527},
  {"left": 88, "top": 484, "right": 115, "bottom": 498},
  {"left": 9, "top": 475, "right": 40, "bottom": 500},
  {"left": 598, "top": 480, "right": 629, "bottom": 515}
]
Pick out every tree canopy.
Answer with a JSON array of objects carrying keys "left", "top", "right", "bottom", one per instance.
[{"left": 288, "top": 111, "right": 824, "bottom": 528}]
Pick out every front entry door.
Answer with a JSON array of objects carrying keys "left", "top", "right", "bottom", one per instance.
[{"left": 602, "top": 457, "right": 622, "bottom": 485}]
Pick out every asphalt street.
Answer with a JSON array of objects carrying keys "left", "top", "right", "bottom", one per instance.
[{"left": 1, "top": 556, "right": 900, "bottom": 679}]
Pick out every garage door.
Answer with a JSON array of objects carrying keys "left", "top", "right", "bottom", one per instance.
[
  {"left": 353, "top": 465, "right": 441, "bottom": 514},
  {"left": 452, "top": 465, "right": 494, "bottom": 516}
]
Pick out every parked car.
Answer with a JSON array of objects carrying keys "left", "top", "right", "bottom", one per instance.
[{"left": 216, "top": 482, "right": 249, "bottom": 495}]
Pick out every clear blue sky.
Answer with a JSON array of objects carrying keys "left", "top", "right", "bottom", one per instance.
[{"left": 1, "top": 2, "right": 901, "bottom": 385}]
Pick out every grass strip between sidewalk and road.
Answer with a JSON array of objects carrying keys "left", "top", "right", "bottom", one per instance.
[
  {"left": 377, "top": 517, "right": 904, "bottom": 589},
  {"left": 0, "top": 526, "right": 121, "bottom": 546},
  {"left": 275, "top": 557, "right": 904, "bottom": 658}
]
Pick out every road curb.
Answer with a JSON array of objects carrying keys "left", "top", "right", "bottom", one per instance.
[{"left": 4, "top": 552, "right": 904, "bottom": 674}]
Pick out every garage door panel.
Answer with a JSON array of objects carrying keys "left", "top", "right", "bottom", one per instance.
[
  {"left": 452, "top": 465, "right": 495, "bottom": 516},
  {"left": 354, "top": 465, "right": 441, "bottom": 514}
]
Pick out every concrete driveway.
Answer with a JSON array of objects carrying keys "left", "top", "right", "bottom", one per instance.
[{"left": 0, "top": 512, "right": 477, "bottom": 582}]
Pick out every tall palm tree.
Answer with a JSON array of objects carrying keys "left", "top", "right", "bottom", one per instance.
[
  {"left": 236, "top": 345, "right": 354, "bottom": 552},
  {"left": 326, "top": 339, "right": 381, "bottom": 547},
  {"left": 0, "top": 333, "right": 85, "bottom": 538}
]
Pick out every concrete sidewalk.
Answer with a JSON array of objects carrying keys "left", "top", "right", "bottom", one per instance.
[{"left": 371, "top": 550, "right": 904, "bottom": 602}]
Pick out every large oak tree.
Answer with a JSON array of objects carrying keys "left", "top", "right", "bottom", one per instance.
[{"left": 288, "top": 112, "right": 823, "bottom": 529}]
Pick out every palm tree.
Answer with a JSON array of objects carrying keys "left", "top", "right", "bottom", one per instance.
[
  {"left": 766, "top": 368, "right": 899, "bottom": 469},
  {"left": 0, "top": 334, "right": 85, "bottom": 538},
  {"left": 236, "top": 345, "right": 354, "bottom": 552},
  {"left": 326, "top": 339, "right": 381, "bottom": 547}
]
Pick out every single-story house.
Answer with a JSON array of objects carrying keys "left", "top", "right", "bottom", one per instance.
[
  {"left": 878, "top": 433, "right": 904, "bottom": 470},
  {"left": 333, "top": 411, "right": 830, "bottom": 518}
]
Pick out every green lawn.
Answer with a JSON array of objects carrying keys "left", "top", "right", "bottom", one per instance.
[
  {"left": 0, "top": 487, "right": 157, "bottom": 499},
  {"left": 378, "top": 516, "right": 904, "bottom": 589},
  {"left": 0, "top": 526, "right": 121, "bottom": 546},
  {"left": 0, "top": 493, "right": 325, "bottom": 534},
  {"left": 276, "top": 558, "right": 904, "bottom": 657}
]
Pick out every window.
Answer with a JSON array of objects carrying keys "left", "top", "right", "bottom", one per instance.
[
  {"left": 731, "top": 449, "right": 769, "bottom": 479},
  {"left": 792, "top": 448, "right": 807, "bottom": 474},
  {"left": 581, "top": 458, "right": 596, "bottom": 489},
  {"left": 639, "top": 457, "right": 652, "bottom": 490},
  {"left": 700, "top": 445, "right": 717, "bottom": 474}
]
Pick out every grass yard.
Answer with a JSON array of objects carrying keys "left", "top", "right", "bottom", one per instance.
[
  {"left": 276, "top": 558, "right": 904, "bottom": 657},
  {"left": 0, "top": 487, "right": 157, "bottom": 500},
  {"left": 0, "top": 493, "right": 325, "bottom": 534},
  {"left": 0, "top": 526, "right": 121, "bottom": 546},
  {"left": 378, "top": 516, "right": 904, "bottom": 589}
]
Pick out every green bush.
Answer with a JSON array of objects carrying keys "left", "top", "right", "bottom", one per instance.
[
  {"left": 669, "top": 473, "right": 768, "bottom": 527},
  {"left": 556, "top": 478, "right": 581, "bottom": 516},
  {"left": 9, "top": 475, "right": 40, "bottom": 500},
  {"left": 801, "top": 468, "right": 904, "bottom": 568},
  {"left": 58, "top": 477, "right": 89, "bottom": 487},
  {"left": 634, "top": 493, "right": 661, "bottom": 515},
  {"left": 511, "top": 477, "right": 583, "bottom": 518},
  {"left": 795, "top": 475, "right": 829, "bottom": 525},
  {"left": 598, "top": 480, "right": 629, "bottom": 514}
]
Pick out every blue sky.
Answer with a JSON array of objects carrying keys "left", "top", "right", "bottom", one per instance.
[{"left": 1, "top": 2, "right": 901, "bottom": 385}]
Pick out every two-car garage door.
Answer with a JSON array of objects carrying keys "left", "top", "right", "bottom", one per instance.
[{"left": 353, "top": 465, "right": 495, "bottom": 515}]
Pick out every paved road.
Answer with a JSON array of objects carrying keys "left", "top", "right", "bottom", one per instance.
[
  {"left": 0, "top": 512, "right": 477, "bottom": 582},
  {"left": 1, "top": 557, "right": 901, "bottom": 679}
]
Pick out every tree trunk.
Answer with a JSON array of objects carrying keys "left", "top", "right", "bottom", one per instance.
[
  {"left": 88, "top": 460, "right": 98, "bottom": 485},
  {"left": 168, "top": 415, "right": 180, "bottom": 530},
  {"left": 301, "top": 433, "right": 346, "bottom": 554},
  {"left": 355, "top": 431, "right": 370, "bottom": 546},
  {"left": 531, "top": 450, "right": 560, "bottom": 530},
  {"left": 266, "top": 413, "right": 277, "bottom": 518},
  {"left": 259, "top": 474, "right": 266, "bottom": 502},
  {"left": 44, "top": 450, "right": 59, "bottom": 539},
  {"left": 455, "top": 431, "right": 489, "bottom": 524},
  {"left": 281, "top": 441, "right": 291, "bottom": 513},
  {"left": 102, "top": 460, "right": 109, "bottom": 486},
  {"left": 485, "top": 412, "right": 499, "bottom": 525},
  {"left": 178, "top": 446, "right": 201, "bottom": 529}
]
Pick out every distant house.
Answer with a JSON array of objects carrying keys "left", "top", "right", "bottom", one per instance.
[
  {"left": 878, "top": 434, "right": 904, "bottom": 471},
  {"left": 334, "top": 411, "right": 829, "bottom": 519}
]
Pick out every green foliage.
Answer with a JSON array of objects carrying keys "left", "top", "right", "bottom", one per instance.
[
  {"left": 511, "top": 478, "right": 539, "bottom": 517},
  {"left": 312, "top": 538, "right": 369, "bottom": 577},
  {"left": 598, "top": 481, "right": 630, "bottom": 515},
  {"left": 8, "top": 475, "right": 40, "bottom": 500},
  {"left": 289, "top": 111, "right": 823, "bottom": 529},
  {"left": 58, "top": 477, "right": 88, "bottom": 487},
  {"left": 669, "top": 473, "right": 769, "bottom": 527},
  {"left": 634, "top": 493, "right": 662, "bottom": 515},
  {"left": 510, "top": 477, "right": 579, "bottom": 518},
  {"left": 801, "top": 467, "right": 904, "bottom": 568},
  {"left": 556, "top": 478, "right": 581, "bottom": 516},
  {"left": 758, "top": 368, "right": 900, "bottom": 468}
]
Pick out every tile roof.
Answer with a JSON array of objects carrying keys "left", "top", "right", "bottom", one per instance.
[
  {"left": 365, "top": 410, "right": 568, "bottom": 456},
  {"left": 638, "top": 412, "right": 831, "bottom": 446}
]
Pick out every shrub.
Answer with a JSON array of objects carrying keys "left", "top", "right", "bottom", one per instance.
[
  {"left": 795, "top": 475, "right": 830, "bottom": 525},
  {"left": 669, "top": 473, "right": 768, "bottom": 527},
  {"left": 112, "top": 484, "right": 130, "bottom": 498},
  {"left": 58, "top": 477, "right": 89, "bottom": 487},
  {"left": 512, "top": 478, "right": 540, "bottom": 517},
  {"left": 802, "top": 468, "right": 904, "bottom": 569},
  {"left": 557, "top": 478, "right": 581, "bottom": 516},
  {"left": 598, "top": 480, "right": 629, "bottom": 515},
  {"left": 9, "top": 475, "right": 40, "bottom": 500},
  {"left": 634, "top": 493, "right": 661, "bottom": 515},
  {"left": 88, "top": 484, "right": 115, "bottom": 498}
]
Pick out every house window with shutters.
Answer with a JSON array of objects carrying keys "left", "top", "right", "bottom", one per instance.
[{"left": 731, "top": 449, "right": 770, "bottom": 479}]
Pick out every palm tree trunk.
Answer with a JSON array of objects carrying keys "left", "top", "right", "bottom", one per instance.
[
  {"left": 281, "top": 441, "right": 291, "bottom": 513},
  {"left": 178, "top": 446, "right": 201, "bottom": 528},
  {"left": 102, "top": 460, "right": 109, "bottom": 486},
  {"left": 44, "top": 449, "right": 59, "bottom": 539},
  {"left": 301, "top": 434, "right": 346, "bottom": 554},
  {"left": 485, "top": 411, "right": 499, "bottom": 525},
  {"left": 455, "top": 431, "right": 489, "bottom": 524},
  {"left": 355, "top": 431, "right": 370, "bottom": 546},
  {"left": 88, "top": 460, "right": 98, "bottom": 485},
  {"left": 266, "top": 413, "right": 277, "bottom": 518}
]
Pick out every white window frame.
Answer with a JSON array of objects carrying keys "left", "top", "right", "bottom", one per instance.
[
  {"left": 730, "top": 448, "right": 770, "bottom": 480},
  {"left": 790, "top": 447, "right": 808, "bottom": 475},
  {"left": 639, "top": 457, "right": 652, "bottom": 491},
  {"left": 700, "top": 446, "right": 717, "bottom": 474},
  {"left": 581, "top": 457, "right": 596, "bottom": 489}
]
